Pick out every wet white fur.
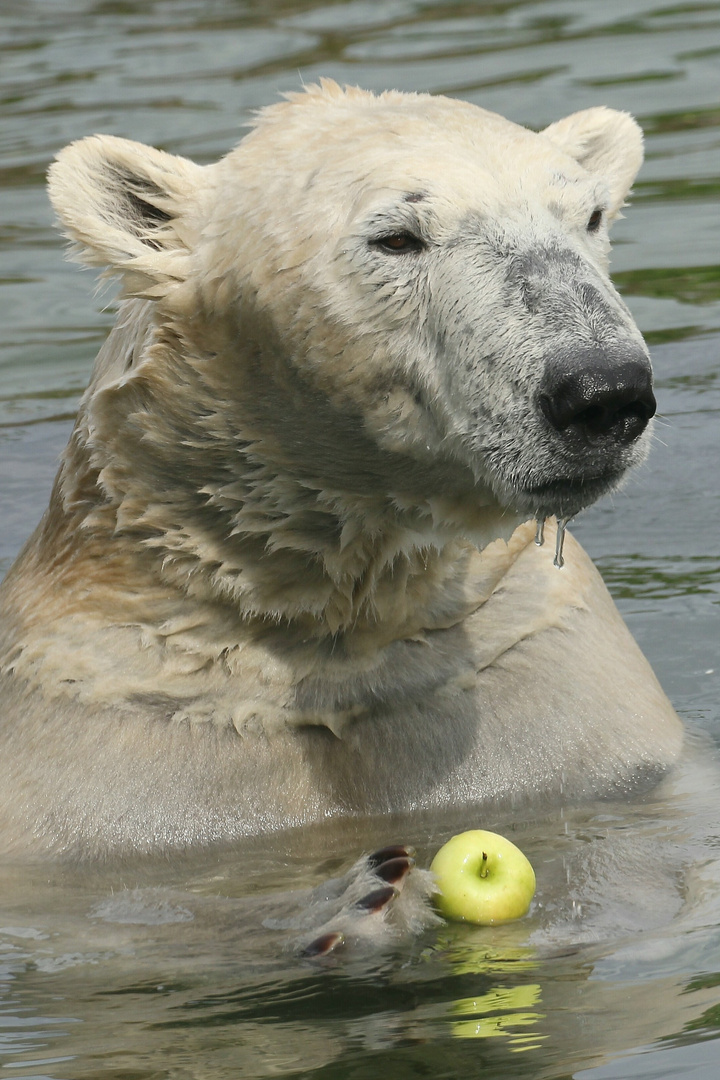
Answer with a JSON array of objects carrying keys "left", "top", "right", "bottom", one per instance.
[{"left": 0, "top": 82, "right": 682, "bottom": 857}]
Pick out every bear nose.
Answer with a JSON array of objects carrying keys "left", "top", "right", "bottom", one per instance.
[{"left": 539, "top": 350, "right": 656, "bottom": 444}]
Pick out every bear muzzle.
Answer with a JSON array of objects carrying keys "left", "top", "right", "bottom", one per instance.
[{"left": 538, "top": 346, "right": 656, "bottom": 447}]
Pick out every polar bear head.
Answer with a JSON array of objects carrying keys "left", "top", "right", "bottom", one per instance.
[{"left": 48, "top": 82, "right": 652, "bottom": 567}]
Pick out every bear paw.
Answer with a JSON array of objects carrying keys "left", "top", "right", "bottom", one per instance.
[{"left": 264, "top": 844, "right": 442, "bottom": 958}]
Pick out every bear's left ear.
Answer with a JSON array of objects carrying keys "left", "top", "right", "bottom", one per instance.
[
  {"left": 48, "top": 134, "right": 206, "bottom": 297},
  {"left": 541, "top": 107, "right": 644, "bottom": 218}
]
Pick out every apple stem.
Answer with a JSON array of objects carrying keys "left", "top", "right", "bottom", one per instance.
[{"left": 479, "top": 851, "right": 489, "bottom": 878}]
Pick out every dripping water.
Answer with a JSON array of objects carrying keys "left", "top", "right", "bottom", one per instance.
[
  {"left": 536, "top": 515, "right": 571, "bottom": 568},
  {"left": 554, "top": 517, "right": 570, "bottom": 568}
]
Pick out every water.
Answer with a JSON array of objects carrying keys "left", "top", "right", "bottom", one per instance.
[
  {"left": 1, "top": 1, "right": 720, "bottom": 1077},
  {"left": 553, "top": 518, "right": 569, "bottom": 568}
]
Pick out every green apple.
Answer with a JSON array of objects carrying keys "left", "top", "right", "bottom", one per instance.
[{"left": 430, "top": 830, "right": 536, "bottom": 925}]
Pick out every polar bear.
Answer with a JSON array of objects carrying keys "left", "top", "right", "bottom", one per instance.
[{"left": 0, "top": 81, "right": 682, "bottom": 859}]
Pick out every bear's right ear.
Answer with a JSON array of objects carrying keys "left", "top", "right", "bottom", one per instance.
[{"left": 47, "top": 135, "right": 206, "bottom": 297}]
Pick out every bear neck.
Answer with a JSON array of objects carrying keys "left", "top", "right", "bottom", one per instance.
[
  {"left": 23, "top": 419, "right": 528, "bottom": 661},
  {"left": 48, "top": 434, "right": 523, "bottom": 644},
  {"left": 149, "top": 470, "right": 526, "bottom": 641}
]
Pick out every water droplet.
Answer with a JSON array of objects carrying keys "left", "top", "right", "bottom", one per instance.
[
  {"left": 534, "top": 517, "right": 545, "bottom": 546},
  {"left": 553, "top": 517, "right": 570, "bottom": 569}
]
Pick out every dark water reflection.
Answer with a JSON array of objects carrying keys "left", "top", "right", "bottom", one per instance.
[{"left": 1, "top": 1, "right": 719, "bottom": 1078}]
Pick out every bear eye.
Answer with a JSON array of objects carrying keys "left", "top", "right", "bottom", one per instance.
[
  {"left": 370, "top": 231, "right": 425, "bottom": 254},
  {"left": 587, "top": 208, "right": 603, "bottom": 233}
]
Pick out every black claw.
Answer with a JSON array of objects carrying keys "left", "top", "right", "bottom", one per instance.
[
  {"left": 367, "top": 844, "right": 415, "bottom": 869},
  {"left": 354, "top": 885, "right": 399, "bottom": 913},
  {"left": 301, "top": 931, "right": 345, "bottom": 958},
  {"left": 374, "top": 855, "right": 415, "bottom": 886}
]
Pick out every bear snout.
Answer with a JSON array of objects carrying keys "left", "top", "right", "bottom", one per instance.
[{"left": 538, "top": 347, "right": 656, "bottom": 446}]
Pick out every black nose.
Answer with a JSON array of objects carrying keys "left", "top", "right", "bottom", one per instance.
[{"left": 539, "top": 350, "right": 656, "bottom": 444}]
